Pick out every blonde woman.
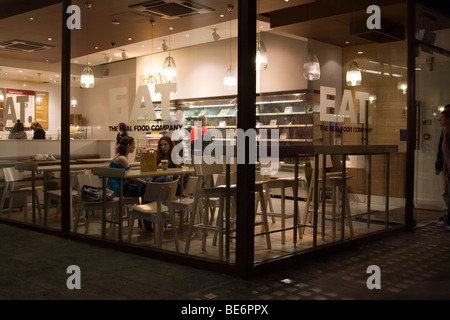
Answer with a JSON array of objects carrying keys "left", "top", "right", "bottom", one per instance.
[{"left": 30, "top": 121, "right": 46, "bottom": 139}]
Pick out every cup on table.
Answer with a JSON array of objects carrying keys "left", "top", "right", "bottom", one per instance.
[{"left": 161, "top": 159, "right": 168, "bottom": 170}]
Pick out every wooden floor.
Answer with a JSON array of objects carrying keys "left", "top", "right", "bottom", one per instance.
[{"left": 0, "top": 194, "right": 444, "bottom": 263}]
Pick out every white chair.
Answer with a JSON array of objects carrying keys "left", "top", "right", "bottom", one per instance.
[
  {"left": 1, "top": 166, "right": 42, "bottom": 222},
  {"left": 127, "top": 180, "right": 179, "bottom": 251},
  {"left": 169, "top": 176, "right": 202, "bottom": 232}
]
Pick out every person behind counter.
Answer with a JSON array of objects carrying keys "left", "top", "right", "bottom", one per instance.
[
  {"left": 30, "top": 121, "right": 46, "bottom": 139},
  {"left": 8, "top": 120, "right": 27, "bottom": 139},
  {"left": 108, "top": 136, "right": 148, "bottom": 197},
  {"left": 115, "top": 122, "right": 128, "bottom": 153}
]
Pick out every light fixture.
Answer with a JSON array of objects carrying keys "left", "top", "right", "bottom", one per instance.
[
  {"left": 397, "top": 80, "right": 407, "bottom": 94},
  {"left": 0, "top": 69, "right": 4, "bottom": 103},
  {"left": 71, "top": 96, "right": 78, "bottom": 108},
  {"left": 304, "top": 52, "right": 320, "bottom": 81},
  {"left": 256, "top": 0, "right": 268, "bottom": 71},
  {"left": 346, "top": 61, "right": 362, "bottom": 86},
  {"left": 121, "top": 50, "right": 128, "bottom": 60},
  {"left": 212, "top": 28, "right": 221, "bottom": 41},
  {"left": 104, "top": 54, "right": 112, "bottom": 63},
  {"left": 80, "top": 2, "right": 94, "bottom": 88},
  {"left": 147, "top": 19, "right": 156, "bottom": 95},
  {"left": 303, "top": 9, "right": 320, "bottom": 81},
  {"left": 35, "top": 73, "right": 43, "bottom": 104},
  {"left": 162, "top": 25, "right": 177, "bottom": 83},
  {"left": 223, "top": 5, "right": 236, "bottom": 90}
]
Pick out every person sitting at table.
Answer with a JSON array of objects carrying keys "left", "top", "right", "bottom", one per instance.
[
  {"left": 8, "top": 120, "right": 27, "bottom": 139},
  {"left": 108, "top": 136, "right": 148, "bottom": 197},
  {"left": 30, "top": 121, "right": 46, "bottom": 139},
  {"left": 155, "top": 136, "right": 180, "bottom": 183}
]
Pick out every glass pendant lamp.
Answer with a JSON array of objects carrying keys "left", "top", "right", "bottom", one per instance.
[
  {"left": 346, "top": 61, "right": 362, "bottom": 86},
  {"left": 303, "top": 52, "right": 320, "bottom": 80},
  {"left": 162, "top": 56, "right": 177, "bottom": 83},
  {"left": 0, "top": 69, "right": 4, "bottom": 102},
  {"left": 80, "top": 66, "right": 95, "bottom": 88},
  {"left": 80, "top": 2, "right": 94, "bottom": 88},
  {"left": 223, "top": 5, "right": 236, "bottom": 89},
  {"left": 256, "top": 40, "right": 268, "bottom": 71}
]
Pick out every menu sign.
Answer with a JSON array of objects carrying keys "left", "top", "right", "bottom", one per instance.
[{"left": 0, "top": 88, "right": 49, "bottom": 129}]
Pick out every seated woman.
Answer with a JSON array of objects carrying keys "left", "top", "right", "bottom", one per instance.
[
  {"left": 108, "top": 136, "right": 148, "bottom": 197},
  {"left": 30, "top": 121, "right": 46, "bottom": 139},
  {"left": 9, "top": 120, "right": 27, "bottom": 139},
  {"left": 154, "top": 136, "right": 180, "bottom": 182}
]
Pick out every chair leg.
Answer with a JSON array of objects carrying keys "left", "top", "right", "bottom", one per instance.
[{"left": 127, "top": 215, "right": 136, "bottom": 242}]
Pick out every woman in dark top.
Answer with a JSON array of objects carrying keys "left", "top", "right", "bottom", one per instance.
[
  {"left": 30, "top": 121, "right": 46, "bottom": 139},
  {"left": 115, "top": 122, "right": 128, "bottom": 152}
]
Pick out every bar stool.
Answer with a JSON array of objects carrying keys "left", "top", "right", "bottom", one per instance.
[{"left": 303, "top": 155, "right": 354, "bottom": 241}]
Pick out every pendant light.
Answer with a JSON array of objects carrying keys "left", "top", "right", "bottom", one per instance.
[
  {"left": 256, "top": 0, "right": 268, "bottom": 71},
  {"left": 162, "top": 24, "right": 177, "bottom": 83},
  {"left": 346, "top": 61, "right": 362, "bottom": 86},
  {"left": 70, "top": 77, "right": 78, "bottom": 107},
  {"left": 35, "top": 73, "right": 43, "bottom": 104},
  {"left": 80, "top": 2, "right": 94, "bottom": 88},
  {"left": 223, "top": 5, "right": 236, "bottom": 90},
  {"left": 303, "top": 8, "right": 320, "bottom": 81},
  {"left": 0, "top": 69, "right": 4, "bottom": 103},
  {"left": 147, "top": 19, "right": 156, "bottom": 94},
  {"left": 397, "top": 66, "right": 407, "bottom": 94}
]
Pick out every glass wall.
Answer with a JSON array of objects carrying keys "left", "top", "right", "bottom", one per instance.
[
  {"left": 414, "top": 4, "right": 450, "bottom": 217},
  {"left": 5, "top": 0, "right": 449, "bottom": 274},
  {"left": 0, "top": 3, "right": 62, "bottom": 230}
]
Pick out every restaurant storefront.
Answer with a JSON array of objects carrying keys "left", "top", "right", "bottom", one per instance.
[{"left": 0, "top": 0, "right": 449, "bottom": 277}]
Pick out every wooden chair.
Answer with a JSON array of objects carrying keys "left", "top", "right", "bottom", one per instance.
[
  {"left": 0, "top": 166, "right": 42, "bottom": 222},
  {"left": 45, "top": 169, "right": 87, "bottom": 225},
  {"left": 126, "top": 180, "right": 179, "bottom": 251},
  {"left": 72, "top": 173, "right": 120, "bottom": 234}
]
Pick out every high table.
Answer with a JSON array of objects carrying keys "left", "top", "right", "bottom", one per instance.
[
  {"left": 92, "top": 166, "right": 194, "bottom": 241},
  {"left": 16, "top": 162, "right": 111, "bottom": 225}
]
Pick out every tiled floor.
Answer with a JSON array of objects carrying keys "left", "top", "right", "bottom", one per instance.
[{"left": 0, "top": 210, "right": 449, "bottom": 302}]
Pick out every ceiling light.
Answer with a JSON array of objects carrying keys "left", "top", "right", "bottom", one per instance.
[
  {"left": 112, "top": 20, "right": 120, "bottom": 25},
  {"left": 346, "top": 61, "right": 362, "bottom": 86},
  {"left": 304, "top": 52, "right": 320, "bottom": 80},
  {"left": 121, "top": 50, "right": 128, "bottom": 60},
  {"left": 224, "top": 5, "right": 236, "bottom": 90},
  {"left": 162, "top": 25, "right": 177, "bottom": 83},
  {"left": 71, "top": 96, "right": 78, "bottom": 107},
  {"left": 80, "top": 2, "right": 94, "bottom": 89},
  {"left": 212, "top": 28, "right": 221, "bottom": 41},
  {"left": 36, "top": 73, "right": 43, "bottom": 104},
  {"left": 81, "top": 66, "right": 95, "bottom": 88},
  {"left": 104, "top": 55, "right": 112, "bottom": 63}
]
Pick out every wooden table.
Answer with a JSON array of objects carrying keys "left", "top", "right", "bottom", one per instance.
[
  {"left": 75, "top": 158, "right": 112, "bottom": 163},
  {"left": 30, "top": 163, "right": 111, "bottom": 225}
]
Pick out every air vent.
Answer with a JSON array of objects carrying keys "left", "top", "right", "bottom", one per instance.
[
  {"left": 129, "top": 0, "right": 214, "bottom": 19},
  {"left": 0, "top": 39, "right": 54, "bottom": 52},
  {"left": 351, "top": 20, "right": 404, "bottom": 43}
]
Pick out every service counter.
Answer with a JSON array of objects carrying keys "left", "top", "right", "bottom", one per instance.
[{"left": 0, "top": 139, "right": 115, "bottom": 162}]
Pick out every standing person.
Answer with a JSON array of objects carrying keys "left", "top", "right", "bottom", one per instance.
[
  {"left": 108, "top": 136, "right": 147, "bottom": 197},
  {"left": 190, "top": 114, "right": 211, "bottom": 156},
  {"left": 30, "top": 121, "right": 46, "bottom": 139},
  {"left": 437, "top": 109, "right": 450, "bottom": 230},
  {"left": 115, "top": 122, "right": 128, "bottom": 153},
  {"left": 435, "top": 104, "right": 450, "bottom": 220},
  {"left": 162, "top": 100, "right": 189, "bottom": 164},
  {"left": 8, "top": 120, "right": 27, "bottom": 139}
]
